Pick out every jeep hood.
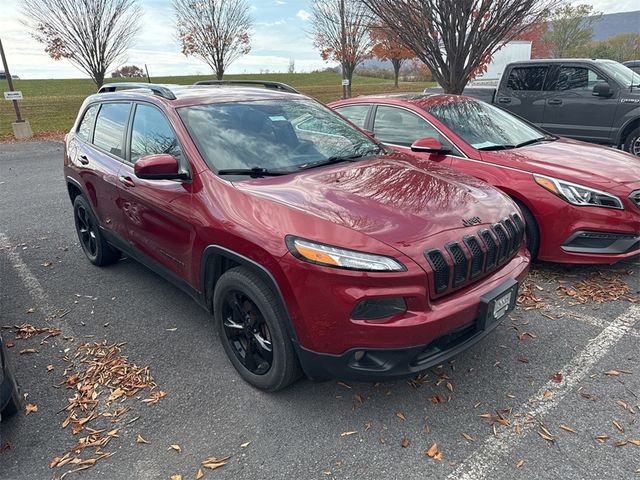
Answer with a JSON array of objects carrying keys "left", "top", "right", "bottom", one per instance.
[{"left": 233, "top": 154, "right": 517, "bottom": 255}]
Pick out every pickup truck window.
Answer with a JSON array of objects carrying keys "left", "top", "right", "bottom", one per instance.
[
  {"left": 599, "top": 61, "right": 639, "bottom": 88},
  {"left": 555, "top": 67, "right": 606, "bottom": 94},
  {"left": 506, "top": 67, "right": 548, "bottom": 91}
]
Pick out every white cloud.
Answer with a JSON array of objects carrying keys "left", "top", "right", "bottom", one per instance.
[{"left": 296, "top": 9, "right": 311, "bottom": 21}]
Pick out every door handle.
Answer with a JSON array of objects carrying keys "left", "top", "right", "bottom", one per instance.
[
  {"left": 548, "top": 99, "right": 563, "bottom": 105},
  {"left": 498, "top": 97, "right": 511, "bottom": 104},
  {"left": 118, "top": 175, "right": 136, "bottom": 188},
  {"left": 78, "top": 155, "right": 89, "bottom": 165}
]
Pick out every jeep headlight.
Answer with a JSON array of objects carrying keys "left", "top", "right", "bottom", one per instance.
[{"left": 286, "top": 236, "right": 405, "bottom": 271}]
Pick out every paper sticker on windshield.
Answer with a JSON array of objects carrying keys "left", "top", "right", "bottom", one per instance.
[{"left": 269, "top": 116, "right": 287, "bottom": 121}]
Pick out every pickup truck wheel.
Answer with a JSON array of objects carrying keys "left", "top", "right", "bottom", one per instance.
[
  {"left": 73, "top": 196, "right": 121, "bottom": 266},
  {"left": 213, "top": 267, "right": 302, "bottom": 392},
  {"left": 622, "top": 127, "right": 640, "bottom": 156},
  {"left": 513, "top": 199, "right": 540, "bottom": 260}
]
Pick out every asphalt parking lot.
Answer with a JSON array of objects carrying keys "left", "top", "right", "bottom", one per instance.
[{"left": 1, "top": 141, "right": 639, "bottom": 480}]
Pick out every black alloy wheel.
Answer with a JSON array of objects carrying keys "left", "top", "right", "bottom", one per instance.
[{"left": 221, "top": 290, "right": 273, "bottom": 375}]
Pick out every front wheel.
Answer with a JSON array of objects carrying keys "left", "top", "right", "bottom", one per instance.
[
  {"left": 213, "top": 267, "right": 302, "bottom": 392},
  {"left": 622, "top": 127, "right": 640, "bottom": 156},
  {"left": 513, "top": 198, "right": 540, "bottom": 260}
]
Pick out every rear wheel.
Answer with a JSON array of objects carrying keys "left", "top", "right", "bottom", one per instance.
[
  {"left": 73, "top": 195, "right": 120, "bottom": 266},
  {"left": 213, "top": 267, "right": 301, "bottom": 392},
  {"left": 622, "top": 127, "right": 640, "bottom": 156},
  {"left": 513, "top": 199, "right": 540, "bottom": 260}
]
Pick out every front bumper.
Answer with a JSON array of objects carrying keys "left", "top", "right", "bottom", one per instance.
[{"left": 297, "top": 301, "right": 507, "bottom": 381}]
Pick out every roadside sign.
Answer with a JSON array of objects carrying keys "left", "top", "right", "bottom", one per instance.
[
  {"left": 341, "top": 79, "right": 350, "bottom": 86},
  {"left": 4, "top": 91, "right": 23, "bottom": 101}
]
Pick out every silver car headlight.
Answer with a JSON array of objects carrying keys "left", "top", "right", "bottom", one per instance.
[{"left": 534, "top": 174, "right": 623, "bottom": 210}]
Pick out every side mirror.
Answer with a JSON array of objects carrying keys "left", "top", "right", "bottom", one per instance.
[
  {"left": 592, "top": 82, "right": 613, "bottom": 98},
  {"left": 134, "top": 154, "right": 188, "bottom": 180},
  {"left": 411, "top": 137, "right": 451, "bottom": 155}
]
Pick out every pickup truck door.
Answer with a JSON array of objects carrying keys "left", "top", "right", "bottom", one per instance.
[
  {"left": 541, "top": 65, "right": 619, "bottom": 143},
  {"left": 495, "top": 65, "right": 551, "bottom": 124}
]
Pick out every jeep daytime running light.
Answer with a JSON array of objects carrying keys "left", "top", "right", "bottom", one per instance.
[
  {"left": 286, "top": 237, "right": 405, "bottom": 271},
  {"left": 534, "top": 174, "right": 623, "bottom": 210}
]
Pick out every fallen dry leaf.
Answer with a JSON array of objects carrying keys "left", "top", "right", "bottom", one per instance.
[
  {"left": 551, "top": 373, "right": 563, "bottom": 383},
  {"left": 543, "top": 390, "right": 553, "bottom": 398},
  {"left": 170, "top": 475, "right": 182, "bottom": 480},
  {"left": 336, "top": 381, "right": 352, "bottom": 389},
  {"left": 240, "top": 441, "right": 251, "bottom": 448},
  {"left": 196, "top": 469, "right": 204, "bottom": 480},
  {"left": 201, "top": 456, "right": 229, "bottom": 470},
  {"left": 629, "top": 439, "right": 640, "bottom": 446},
  {"left": 559, "top": 424, "right": 576, "bottom": 433},
  {"left": 401, "top": 437, "right": 411, "bottom": 448},
  {"left": 19, "top": 348, "right": 38, "bottom": 355},
  {"left": 538, "top": 427, "right": 554, "bottom": 442},
  {"left": 395, "top": 411, "right": 406, "bottom": 422},
  {"left": 169, "top": 444, "right": 182, "bottom": 453},
  {"left": 426, "top": 443, "right": 443, "bottom": 461},
  {"left": 613, "top": 421, "right": 625, "bottom": 433},
  {"left": 462, "top": 432, "right": 475, "bottom": 442},
  {"left": 46, "top": 364, "right": 54, "bottom": 372},
  {"left": 516, "top": 459, "right": 525, "bottom": 469},
  {"left": 340, "top": 431, "right": 357, "bottom": 437},
  {"left": 595, "top": 435, "right": 609, "bottom": 443},
  {"left": 25, "top": 403, "right": 38, "bottom": 415},
  {"left": 136, "top": 434, "right": 149, "bottom": 444}
]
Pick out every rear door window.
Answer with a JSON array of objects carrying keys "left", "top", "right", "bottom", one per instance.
[
  {"left": 93, "top": 103, "right": 131, "bottom": 159},
  {"left": 130, "top": 104, "right": 184, "bottom": 164},
  {"left": 335, "top": 105, "right": 370, "bottom": 128},
  {"left": 506, "top": 67, "right": 548, "bottom": 91}
]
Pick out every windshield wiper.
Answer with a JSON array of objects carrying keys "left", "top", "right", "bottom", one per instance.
[
  {"left": 217, "top": 167, "right": 291, "bottom": 177},
  {"left": 296, "top": 149, "right": 381, "bottom": 171},
  {"left": 515, "top": 136, "right": 556, "bottom": 148},
  {"left": 477, "top": 144, "right": 516, "bottom": 151}
]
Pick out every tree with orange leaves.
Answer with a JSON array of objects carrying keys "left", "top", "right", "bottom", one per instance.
[{"left": 370, "top": 25, "right": 415, "bottom": 87}]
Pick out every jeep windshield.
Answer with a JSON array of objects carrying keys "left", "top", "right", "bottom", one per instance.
[
  {"left": 425, "top": 98, "right": 554, "bottom": 151},
  {"left": 178, "top": 99, "right": 381, "bottom": 176}
]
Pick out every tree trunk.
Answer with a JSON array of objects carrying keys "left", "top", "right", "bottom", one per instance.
[
  {"left": 392, "top": 59, "right": 401, "bottom": 88},
  {"left": 216, "top": 66, "right": 225, "bottom": 80},
  {"left": 343, "top": 65, "right": 354, "bottom": 98},
  {"left": 92, "top": 68, "right": 106, "bottom": 89}
]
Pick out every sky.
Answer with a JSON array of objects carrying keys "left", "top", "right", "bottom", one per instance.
[{"left": 0, "top": 0, "right": 638, "bottom": 80}]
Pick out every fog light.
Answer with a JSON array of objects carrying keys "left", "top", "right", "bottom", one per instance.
[
  {"left": 352, "top": 298, "right": 407, "bottom": 320},
  {"left": 354, "top": 350, "right": 365, "bottom": 361}
]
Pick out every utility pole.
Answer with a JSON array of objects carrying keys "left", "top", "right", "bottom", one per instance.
[
  {"left": 339, "top": 0, "right": 348, "bottom": 99},
  {"left": 0, "top": 37, "right": 32, "bottom": 139}
]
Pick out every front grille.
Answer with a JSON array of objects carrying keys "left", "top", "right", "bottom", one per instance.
[
  {"left": 424, "top": 214, "right": 524, "bottom": 297},
  {"left": 630, "top": 190, "right": 640, "bottom": 210}
]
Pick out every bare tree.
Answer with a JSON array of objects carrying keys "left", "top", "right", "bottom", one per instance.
[
  {"left": 311, "top": 0, "right": 373, "bottom": 98},
  {"left": 21, "top": 0, "right": 141, "bottom": 88},
  {"left": 174, "top": 0, "right": 252, "bottom": 80},
  {"left": 363, "top": 0, "right": 559, "bottom": 94},
  {"left": 543, "top": 3, "right": 601, "bottom": 58}
]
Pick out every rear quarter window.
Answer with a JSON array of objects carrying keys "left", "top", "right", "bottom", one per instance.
[
  {"left": 506, "top": 67, "right": 548, "bottom": 91},
  {"left": 76, "top": 104, "right": 99, "bottom": 141},
  {"left": 93, "top": 103, "right": 131, "bottom": 159}
]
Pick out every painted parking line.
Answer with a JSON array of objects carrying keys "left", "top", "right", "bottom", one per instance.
[
  {"left": 0, "top": 231, "right": 76, "bottom": 337},
  {"left": 448, "top": 304, "right": 639, "bottom": 480}
]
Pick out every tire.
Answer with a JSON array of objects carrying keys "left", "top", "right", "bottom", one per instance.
[
  {"left": 213, "top": 266, "right": 302, "bottom": 392},
  {"left": 1, "top": 388, "right": 21, "bottom": 419},
  {"left": 622, "top": 127, "right": 640, "bottom": 156},
  {"left": 73, "top": 195, "right": 120, "bottom": 266},
  {"left": 513, "top": 198, "right": 540, "bottom": 260}
]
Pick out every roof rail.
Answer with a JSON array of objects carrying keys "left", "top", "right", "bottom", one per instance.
[
  {"left": 97, "top": 83, "right": 177, "bottom": 100},
  {"left": 193, "top": 80, "right": 300, "bottom": 94}
]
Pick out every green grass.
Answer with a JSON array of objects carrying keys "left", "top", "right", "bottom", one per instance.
[{"left": 0, "top": 72, "right": 434, "bottom": 137}]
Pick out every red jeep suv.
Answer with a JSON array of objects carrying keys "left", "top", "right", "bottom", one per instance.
[{"left": 64, "top": 81, "right": 530, "bottom": 391}]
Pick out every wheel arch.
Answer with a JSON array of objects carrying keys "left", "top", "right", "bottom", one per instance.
[
  {"left": 66, "top": 176, "right": 84, "bottom": 205},
  {"left": 617, "top": 116, "right": 640, "bottom": 148},
  {"left": 200, "top": 246, "right": 300, "bottom": 344}
]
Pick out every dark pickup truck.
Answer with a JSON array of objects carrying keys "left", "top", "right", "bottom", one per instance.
[{"left": 427, "top": 59, "right": 640, "bottom": 156}]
